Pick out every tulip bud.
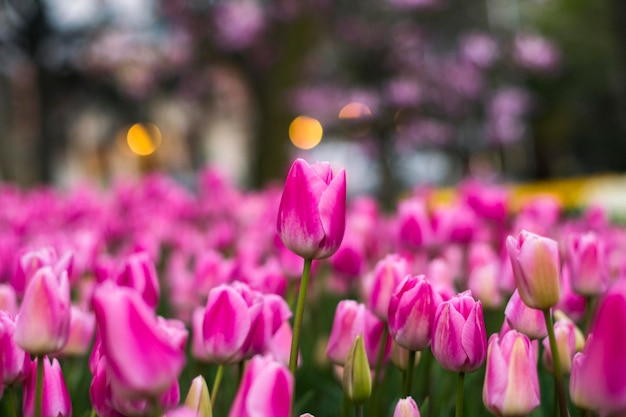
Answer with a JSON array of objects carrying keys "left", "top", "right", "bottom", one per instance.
[
  {"left": 506, "top": 230, "right": 561, "bottom": 310},
  {"left": 504, "top": 290, "right": 547, "bottom": 339},
  {"left": 15, "top": 267, "right": 71, "bottom": 355},
  {"left": 22, "top": 357, "right": 71, "bottom": 417},
  {"left": 483, "top": 331, "right": 540, "bottom": 416},
  {"left": 184, "top": 375, "right": 213, "bottom": 417},
  {"left": 277, "top": 159, "right": 347, "bottom": 260},
  {"left": 431, "top": 291, "right": 487, "bottom": 373},
  {"left": 343, "top": 335, "right": 372, "bottom": 405},
  {"left": 393, "top": 396, "right": 421, "bottom": 417}
]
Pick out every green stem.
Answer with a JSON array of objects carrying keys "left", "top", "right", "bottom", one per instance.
[
  {"left": 370, "top": 326, "right": 389, "bottom": 416},
  {"left": 341, "top": 395, "right": 351, "bottom": 417},
  {"left": 355, "top": 404, "right": 364, "bottom": 417},
  {"left": 5, "top": 387, "right": 18, "bottom": 417},
  {"left": 289, "top": 258, "right": 313, "bottom": 376},
  {"left": 35, "top": 356, "right": 45, "bottom": 417},
  {"left": 403, "top": 350, "right": 417, "bottom": 397},
  {"left": 456, "top": 372, "right": 465, "bottom": 417},
  {"left": 150, "top": 397, "right": 163, "bottom": 417},
  {"left": 287, "top": 279, "right": 297, "bottom": 311},
  {"left": 583, "top": 296, "right": 595, "bottom": 335},
  {"left": 543, "top": 309, "right": 570, "bottom": 417},
  {"left": 210, "top": 364, "right": 225, "bottom": 408}
]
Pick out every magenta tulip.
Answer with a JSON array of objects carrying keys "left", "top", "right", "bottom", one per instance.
[
  {"left": 228, "top": 355, "right": 293, "bottom": 417},
  {"left": 0, "top": 311, "right": 31, "bottom": 385},
  {"left": 276, "top": 158, "right": 346, "bottom": 260},
  {"left": 92, "top": 283, "right": 186, "bottom": 397},
  {"left": 117, "top": 251, "right": 161, "bottom": 309},
  {"left": 22, "top": 357, "right": 71, "bottom": 417},
  {"left": 431, "top": 291, "right": 487, "bottom": 373},
  {"left": 202, "top": 283, "right": 263, "bottom": 364},
  {"left": 388, "top": 275, "right": 441, "bottom": 351},
  {"left": 397, "top": 197, "right": 432, "bottom": 249},
  {"left": 569, "top": 284, "right": 626, "bottom": 414},
  {"left": 483, "top": 330, "right": 540, "bottom": 416},
  {"left": 506, "top": 230, "right": 561, "bottom": 309},
  {"left": 61, "top": 305, "right": 96, "bottom": 356},
  {"left": 15, "top": 266, "right": 71, "bottom": 355},
  {"left": 0, "top": 283, "right": 18, "bottom": 316}
]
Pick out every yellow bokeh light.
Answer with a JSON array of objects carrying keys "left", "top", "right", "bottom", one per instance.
[
  {"left": 338, "top": 102, "right": 372, "bottom": 120},
  {"left": 127, "top": 123, "right": 162, "bottom": 156},
  {"left": 289, "top": 116, "right": 323, "bottom": 150}
]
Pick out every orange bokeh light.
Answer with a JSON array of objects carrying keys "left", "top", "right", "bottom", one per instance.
[
  {"left": 127, "top": 123, "right": 162, "bottom": 156},
  {"left": 338, "top": 102, "right": 372, "bottom": 119},
  {"left": 289, "top": 116, "right": 323, "bottom": 150}
]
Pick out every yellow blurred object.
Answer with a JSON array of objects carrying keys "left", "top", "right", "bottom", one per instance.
[
  {"left": 127, "top": 123, "right": 162, "bottom": 156},
  {"left": 289, "top": 116, "right": 323, "bottom": 150}
]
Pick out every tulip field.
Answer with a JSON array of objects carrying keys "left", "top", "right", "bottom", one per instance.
[{"left": 0, "top": 158, "right": 625, "bottom": 417}]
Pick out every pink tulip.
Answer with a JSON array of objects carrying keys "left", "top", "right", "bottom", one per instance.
[
  {"left": 92, "top": 283, "right": 186, "bottom": 397},
  {"left": 22, "top": 357, "right": 71, "bottom": 417},
  {"left": 0, "top": 311, "right": 31, "bottom": 385},
  {"left": 569, "top": 284, "right": 626, "bottom": 414},
  {"left": 567, "top": 232, "right": 608, "bottom": 296},
  {"left": 393, "top": 396, "right": 421, "bottom": 417},
  {"left": 61, "top": 305, "right": 96, "bottom": 356},
  {"left": 242, "top": 293, "right": 291, "bottom": 358},
  {"left": 431, "top": 291, "right": 487, "bottom": 373},
  {"left": 366, "top": 254, "right": 410, "bottom": 320},
  {"left": 15, "top": 266, "right": 71, "bottom": 355},
  {"left": 228, "top": 355, "right": 293, "bottom": 417},
  {"left": 467, "top": 243, "right": 503, "bottom": 308},
  {"left": 460, "top": 181, "right": 508, "bottom": 223},
  {"left": 326, "top": 300, "right": 388, "bottom": 366},
  {"left": 483, "top": 330, "right": 540, "bottom": 416},
  {"left": 330, "top": 234, "right": 365, "bottom": 279},
  {"left": 265, "top": 321, "right": 295, "bottom": 366},
  {"left": 202, "top": 283, "right": 263, "bottom": 364},
  {"left": 12, "top": 247, "right": 56, "bottom": 295},
  {"left": 506, "top": 230, "right": 561, "bottom": 310},
  {"left": 555, "top": 265, "right": 586, "bottom": 322},
  {"left": 388, "top": 275, "right": 441, "bottom": 351},
  {"left": 504, "top": 290, "right": 547, "bottom": 339},
  {"left": 277, "top": 158, "right": 347, "bottom": 260},
  {"left": 0, "top": 283, "right": 18, "bottom": 316},
  {"left": 542, "top": 319, "right": 576, "bottom": 374}
]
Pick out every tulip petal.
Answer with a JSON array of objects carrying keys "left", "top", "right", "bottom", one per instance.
[{"left": 316, "top": 169, "right": 347, "bottom": 258}]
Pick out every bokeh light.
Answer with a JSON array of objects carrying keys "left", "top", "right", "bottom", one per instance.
[
  {"left": 127, "top": 123, "right": 162, "bottom": 156},
  {"left": 289, "top": 116, "right": 323, "bottom": 150},
  {"left": 338, "top": 102, "right": 372, "bottom": 119}
]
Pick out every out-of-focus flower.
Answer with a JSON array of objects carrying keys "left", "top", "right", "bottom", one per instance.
[
  {"left": 566, "top": 232, "right": 608, "bottom": 296},
  {"left": 542, "top": 319, "right": 576, "bottom": 374},
  {"left": 483, "top": 330, "right": 540, "bottom": 416},
  {"left": 397, "top": 197, "right": 432, "bottom": 250},
  {"left": 202, "top": 283, "right": 263, "bottom": 364},
  {"left": 22, "top": 357, "right": 71, "bottom": 417},
  {"left": 15, "top": 267, "right": 71, "bottom": 355},
  {"left": 393, "top": 396, "right": 421, "bottom": 417},
  {"left": 0, "top": 311, "right": 31, "bottom": 385},
  {"left": 117, "top": 251, "right": 161, "bottom": 309},
  {"left": 0, "top": 283, "right": 18, "bottom": 316},
  {"left": 92, "top": 283, "right": 186, "bottom": 397},
  {"left": 365, "top": 254, "right": 410, "bottom": 320},
  {"left": 184, "top": 375, "right": 212, "bottom": 417},
  {"left": 61, "top": 305, "right": 96, "bottom": 356},
  {"left": 467, "top": 243, "right": 504, "bottom": 309},
  {"left": 228, "top": 355, "right": 292, "bottom": 417},
  {"left": 277, "top": 159, "right": 347, "bottom": 260},
  {"left": 431, "top": 291, "right": 487, "bottom": 373},
  {"left": 513, "top": 33, "right": 560, "bottom": 74},
  {"left": 326, "top": 300, "right": 388, "bottom": 366},
  {"left": 506, "top": 230, "right": 561, "bottom": 310},
  {"left": 569, "top": 284, "right": 626, "bottom": 414},
  {"left": 460, "top": 33, "right": 499, "bottom": 68}
]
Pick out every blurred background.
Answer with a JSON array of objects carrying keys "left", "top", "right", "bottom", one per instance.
[{"left": 1, "top": 0, "right": 625, "bottom": 205}]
